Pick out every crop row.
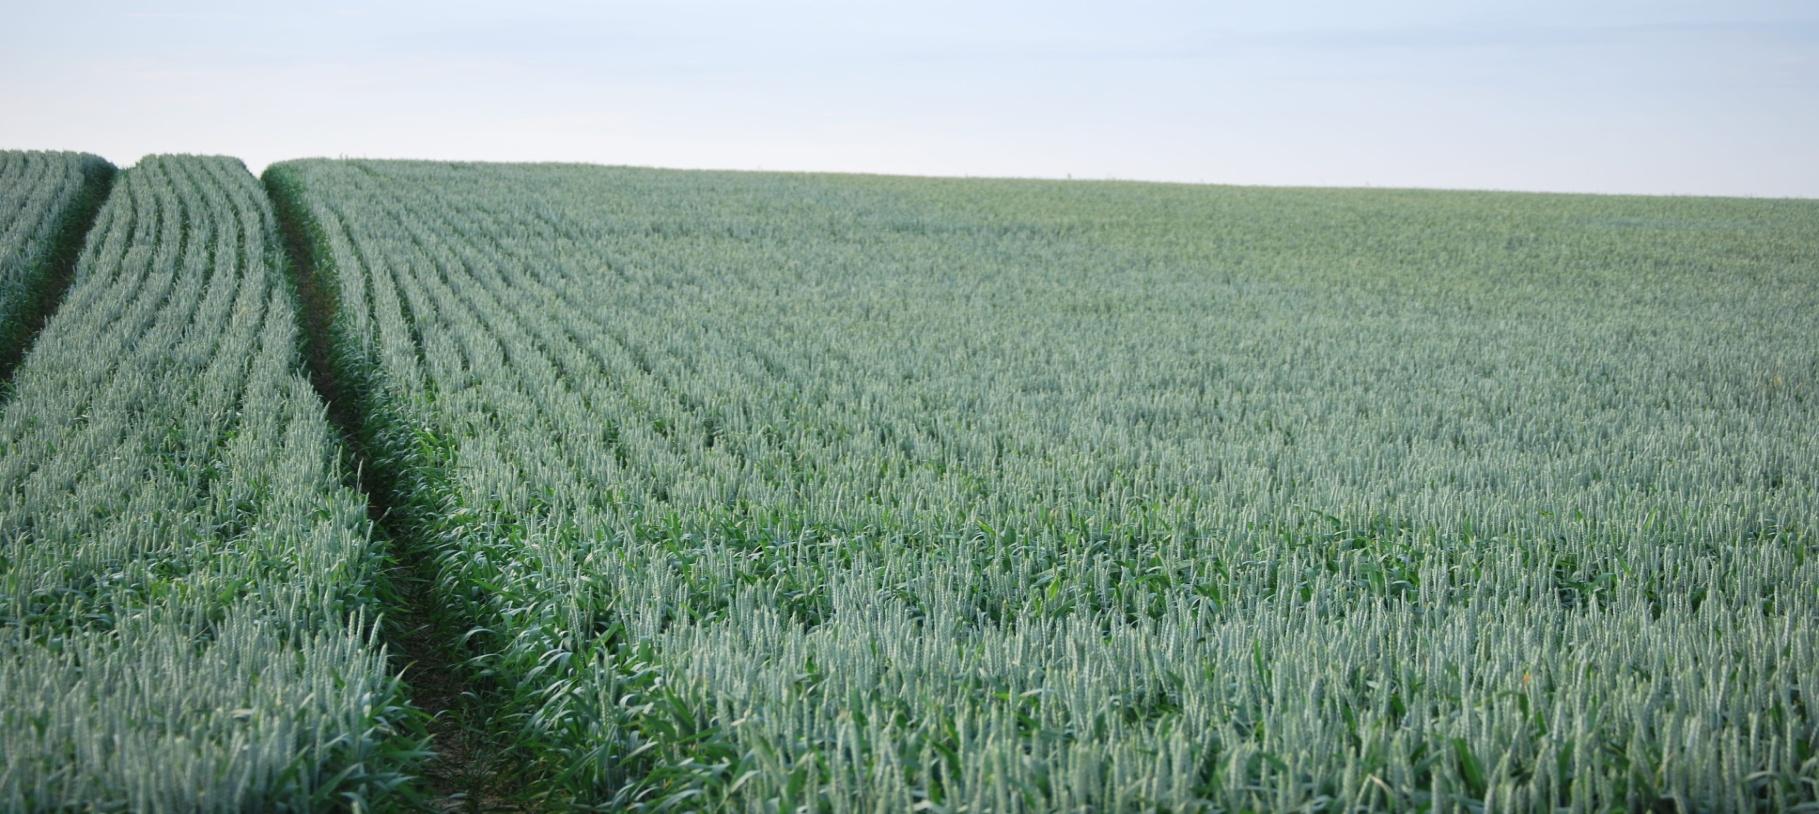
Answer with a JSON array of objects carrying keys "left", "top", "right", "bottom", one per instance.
[
  {"left": 0, "top": 156, "right": 418, "bottom": 811},
  {"left": 0, "top": 150, "right": 113, "bottom": 375},
  {"left": 270, "top": 159, "right": 1819, "bottom": 811}
]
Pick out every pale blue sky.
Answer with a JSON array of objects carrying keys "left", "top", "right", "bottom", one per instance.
[{"left": 3, "top": 1, "right": 1816, "bottom": 196}]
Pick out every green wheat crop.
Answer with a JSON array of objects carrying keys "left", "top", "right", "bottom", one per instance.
[
  {"left": 0, "top": 156, "right": 419, "bottom": 811},
  {"left": 271, "top": 160, "right": 1819, "bottom": 812},
  {"left": 0, "top": 150, "right": 112, "bottom": 367}
]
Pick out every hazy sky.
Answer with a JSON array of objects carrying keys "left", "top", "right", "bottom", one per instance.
[{"left": 3, "top": 0, "right": 1816, "bottom": 196}]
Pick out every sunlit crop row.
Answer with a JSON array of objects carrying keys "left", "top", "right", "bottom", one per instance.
[
  {"left": 272, "top": 159, "right": 1819, "bottom": 811},
  {"left": 0, "top": 156, "right": 417, "bottom": 811}
]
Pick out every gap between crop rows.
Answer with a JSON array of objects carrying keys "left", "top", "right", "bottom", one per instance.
[{"left": 264, "top": 169, "right": 535, "bottom": 812}]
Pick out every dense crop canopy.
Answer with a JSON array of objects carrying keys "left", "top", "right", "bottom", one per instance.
[
  {"left": 0, "top": 150, "right": 111, "bottom": 369},
  {"left": 0, "top": 156, "right": 416, "bottom": 811},
  {"left": 271, "top": 159, "right": 1819, "bottom": 811}
]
